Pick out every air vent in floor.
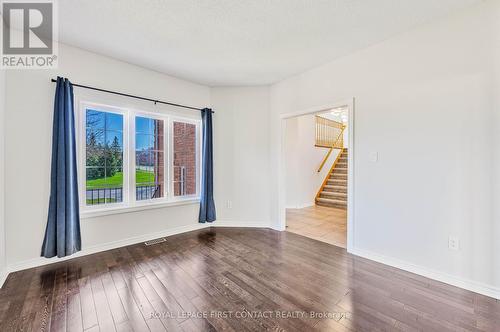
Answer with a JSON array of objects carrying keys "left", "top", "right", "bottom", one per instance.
[{"left": 144, "top": 237, "right": 166, "bottom": 246}]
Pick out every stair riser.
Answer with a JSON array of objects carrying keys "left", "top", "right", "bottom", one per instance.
[
  {"left": 323, "top": 187, "right": 347, "bottom": 193},
  {"left": 333, "top": 169, "right": 347, "bottom": 174},
  {"left": 320, "top": 193, "right": 347, "bottom": 200},
  {"left": 316, "top": 201, "right": 347, "bottom": 209},
  {"left": 327, "top": 180, "right": 347, "bottom": 186}
]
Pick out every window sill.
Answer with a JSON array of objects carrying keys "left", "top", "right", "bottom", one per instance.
[{"left": 81, "top": 198, "right": 200, "bottom": 219}]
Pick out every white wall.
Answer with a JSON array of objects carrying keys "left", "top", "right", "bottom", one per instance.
[
  {"left": 0, "top": 67, "right": 6, "bottom": 283},
  {"left": 270, "top": 0, "right": 500, "bottom": 295},
  {"left": 285, "top": 114, "right": 339, "bottom": 208},
  {"left": 210, "top": 87, "right": 271, "bottom": 225},
  {"left": 4, "top": 44, "right": 211, "bottom": 267},
  {"left": 493, "top": 0, "right": 500, "bottom": 295}
]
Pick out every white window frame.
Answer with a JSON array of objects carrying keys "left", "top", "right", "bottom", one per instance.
[
  {"left": 133, "top": 111, "right": 170, "bottom": 205},
  {"left": 78, "top": 101, "right": 202, "bottom": 218}
]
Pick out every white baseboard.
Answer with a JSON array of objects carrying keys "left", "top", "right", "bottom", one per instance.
[
  {"left": 7, "top": 223, "right": 209, "bottom": 274},
  {"left": 214, "top": 220, "right": 271, "bottom": 228},
  {"left": 4, "top": 220, "right": 272, "bottom": 282},
  {"left": 350, "top": 247, "right": 500, "bottom": 300},
  {"left": 0, "top": 269, "right": 7, "bottom": 289}
]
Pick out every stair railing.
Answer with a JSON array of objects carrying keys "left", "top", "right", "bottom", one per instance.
[
  {"left": 315, "top": 116, "right": 344, "bottom": 148},
  {"left": 317, "top": 126, "right": 345, "bottom": 173}
]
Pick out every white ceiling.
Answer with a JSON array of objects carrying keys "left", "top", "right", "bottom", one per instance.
[
  {"left": 319, "top": 107, "right": 349, "bottom": 124},
  {"left": 59, "top": 0, "right": 481, "bottom": 86}
]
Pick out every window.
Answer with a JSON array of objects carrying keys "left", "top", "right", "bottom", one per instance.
[
  {"left": 80, "top": 102, "right": 200, "bottom": 212},
  {"left": 85, "top": 109, "right": 124, "bottom": 205},
  {"left": 135, "top": 116, "right": 165, "bottom": 201}
]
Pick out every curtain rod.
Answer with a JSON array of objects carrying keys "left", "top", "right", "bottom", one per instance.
[{"left": 50, "top": 78, "right": 213, "bottom": 113}]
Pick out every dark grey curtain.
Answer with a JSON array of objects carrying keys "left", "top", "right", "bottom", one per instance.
[
  {"left": 41, "top": 77, "right": 81, "bottom": 258},
  {"left": 199, "top": 108, "right": 216, "bottom": 223}
]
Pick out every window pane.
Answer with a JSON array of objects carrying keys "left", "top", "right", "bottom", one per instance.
[
  {"left": 106, "top": 112, "right": 123, "bottom": 131},
  {"left": 151, "top": 119, "right": 163, "bottom": 135},
  {"left": 86, "top": 147, "right": 104, "bottom": 167},
  {"left": 86, "top": 128, "right": 105, "bottom": 146},
  {"left": 106, "top": 130, "right": 123, "bottom": 147},
  {"left": 136, "top": 117, "right": 163, "bottom": 135},
  {"left": 85, "top": 167, "right": 123, "bottom": 205},
  {"left": 105, "top": 148, "right": 123, "bottom": 168},
  {"left": 136, "top": 134, "right": 154, "bottom": 152},
  {"left": 173, "top": 121, "right": 197, "bottom": 196},
  {"left": 135, "top": 116, "right": 164, "bottom": 200},
  {"left": 86, "top": 167, "right": 105, "bottom": 205},
  {"left": 135, "top": 116, "right": 152, "bottom": 134},
  {"left": 85, "top": 109, "right": 123, "bottom": 206},
  {"left": 86, "top": 167, "right": 105, "bottom": 185},
  {"left": 136, "top": 151, "right": 152, "bottom": 167},
  {"left": 86, "top": 110, "right": 105, "bottom": 129}
]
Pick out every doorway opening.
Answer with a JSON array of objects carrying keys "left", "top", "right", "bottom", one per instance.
[{"left": 282, "top": 101, "right": 353, "bottom": 249}]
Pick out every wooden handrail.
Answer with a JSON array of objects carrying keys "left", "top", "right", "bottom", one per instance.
[{"left": 317, "top": 127, "right": 345, "bottom": 172}]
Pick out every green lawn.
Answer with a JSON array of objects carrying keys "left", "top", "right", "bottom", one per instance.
[
  {"left": 86, "top": 198, "right": 117, "bottom": 204},
  {"left": 86, "top": 170, "right": 155, "bottom": 188},
  {"left": 136, "top": 170, "right": 156, "bottom": 185}
]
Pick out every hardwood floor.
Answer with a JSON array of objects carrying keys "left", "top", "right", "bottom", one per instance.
[
  {"left": 286, "top": 205, "right": 347, "bottom": 248},
  {"left": 0, "top": 227, "right": 498, "bottom": 331}
]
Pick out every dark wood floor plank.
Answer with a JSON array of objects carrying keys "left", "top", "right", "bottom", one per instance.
[
  {"left": 66, "top": 262, "right": 84, "bottom": 332},
  {"left": 115, "top": 286, "right": 151, "bottom": 332},
  {"left": 49, "top": 266, "right": 68, "bottom": 332},
  {"left": 135, "top": 274, "right": 183, "bottom": 331},
  {"left": 90, "top": 272, "right": 117, "bottom": 331},
  {"left": 100, "top": 271, "right": 129, "bottom": 326},
  {"left": 1, "top": 227, "right": 499, "bottom": 332},
  {"left": 78, "top": 276, "right": 99, "bottom": 331},
  {"left": 16, "top": 268, "right": 44, "bottom": 331},
  {"left": 117, "top": 261, "right": 167, "bottom": 332},
  {"left": 29, "top": 269, "right": 57, "bottom": 332}
]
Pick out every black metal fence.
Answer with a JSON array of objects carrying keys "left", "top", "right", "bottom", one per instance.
[
  {"left": 136, "top": 183, "right": 162, "bottom": 201},
  {"left": 86, "top": 183, "right": 162, "bottom": 205},
  {"left": 86, "top": 187, "right": 123, "bottom": 205}
]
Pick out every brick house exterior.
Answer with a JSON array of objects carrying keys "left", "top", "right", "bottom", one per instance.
[{"left": 173, "top": 121, "right": 196, "bottom": 196}]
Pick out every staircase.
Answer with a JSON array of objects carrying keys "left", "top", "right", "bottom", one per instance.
[{"left": 316, "top": 148, "right": 348, "bottom": 209}]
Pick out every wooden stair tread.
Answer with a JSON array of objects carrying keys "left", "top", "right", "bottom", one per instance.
[
  {"left": 323, "top": 185, "right": 347, "bottom": 190},
  {"left": 321, "top": 191, "right": 347, "bottom": 197},
  {"left": 327, "top": 180, "right": 347, "bottom": 184},
  {"left": 316, "top": 197, "right": 347, "bottom": 206}
]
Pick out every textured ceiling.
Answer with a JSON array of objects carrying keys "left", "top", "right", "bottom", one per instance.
[{"left": 59, "top": 0, "right": 481, "bottom": 86}]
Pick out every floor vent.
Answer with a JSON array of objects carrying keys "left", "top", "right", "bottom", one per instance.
[{"left": 144, "top": 238, "right": 166, "bottom": 246}]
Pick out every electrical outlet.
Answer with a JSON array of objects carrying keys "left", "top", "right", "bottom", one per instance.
[
  {"left": 369, "top": 151, "right": 378, "bottom": 162},
  {"left": 226, "top": 200, "right": 232, "bottom": 209},
  {"left": 448, "top": 236, "right": 459, "bottom": 250}
]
